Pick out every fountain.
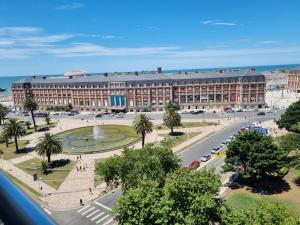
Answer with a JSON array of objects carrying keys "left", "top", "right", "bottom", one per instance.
[{"left": 93, "top": 117, "right": 103, "bottom": 139}]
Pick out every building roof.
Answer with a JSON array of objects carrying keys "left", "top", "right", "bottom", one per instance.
[{"left": 13, "top": 70, "right": 264, "bottom": 85}]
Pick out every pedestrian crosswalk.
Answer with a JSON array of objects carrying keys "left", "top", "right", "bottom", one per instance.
[{"left": 76, "top": 202, "right": 116, "bottom": 225}]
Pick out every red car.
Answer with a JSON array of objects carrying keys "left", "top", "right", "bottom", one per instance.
[{"left": 189, "top": 160, "right": 200, "bottom": 170}]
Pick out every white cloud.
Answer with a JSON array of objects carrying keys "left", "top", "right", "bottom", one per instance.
[
  {"left": 54, "top": 2, "right": 84, "bottom": 10},
  {"left": 257, "top": 40, "right": 280, "bottom": 45},
  {"left": 146, "top": 26, "right": 160, "bottom": 30},
  {"left": 201, "top": 21, "right": 237, "bottom": 26},
  {"left": 102, "top": 35, "right": 116, "bottom": 39},
  {"left": 0, "top": 26, "right": 41, "bottom": 35}
]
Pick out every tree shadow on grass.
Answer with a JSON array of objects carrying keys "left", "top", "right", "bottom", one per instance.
[
  {"left": 231, "top": 174, "right": 291, "bottom": 195},
  {"left": 168, "top": 131, "right": 184, "bottom": 137},
  {"left": 49, "top": 159, "right": 70, "bottom": 169},
  {"left": 15, "top": 147, "right": 34, "bottom": 154}
]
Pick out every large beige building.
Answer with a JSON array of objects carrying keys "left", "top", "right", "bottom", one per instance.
[
  {"left": 288, "top": 68, "right": 300, "bottom": 93},
  {"left": 12, "top": 68, "right": 266, "bottom": 112}
]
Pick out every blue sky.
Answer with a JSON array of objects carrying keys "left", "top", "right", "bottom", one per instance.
[{"left": 0, "top": 0, "right": 300, "bottom": 76}]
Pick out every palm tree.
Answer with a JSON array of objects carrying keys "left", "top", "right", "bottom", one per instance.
[
  {"left": 132, "top": 114, "right": 153, "bottom": 148},
  {"left": 5, "top": 118, "right": 26, "bottom": 152},
  {"left": 23, "top": 98, "right": 38, "bottom": 132},
  {"left": 0, "top": 104, "right": 9, "bottom": 125},
  {"left": 35, "top": 133, "right": 62, "bottom": 163}
]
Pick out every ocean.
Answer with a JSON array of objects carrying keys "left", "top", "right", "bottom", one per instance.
[{"left": 0, "top": 64, "right": 299, "bottom": 96}]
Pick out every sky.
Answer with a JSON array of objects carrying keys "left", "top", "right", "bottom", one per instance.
[{"left": 0, "top": 0, "right": 300, "bottom": 76}]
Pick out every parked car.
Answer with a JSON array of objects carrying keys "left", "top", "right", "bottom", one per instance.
[
  {"left": 257, "top": 112, "right": 266, "bottom": 116},
  {"left": 191, "top": 110, "right": 204, "bottom": 114},
  {"left": 200, "top": 154, "right": 211, "bottom": 162},
  {"left": 188, "top": 160, "right": 200, "bottom": 170},
  {"left": 236, "top": 109, "right": 244, "bottom": 112},
  {"left": 95, "top": 113, "right": 103, "bottom": 118},
  {"left": 181, "top": 111, "right": 190, "bottom": 114},
  {"left": 116, "top": 113, "right": 124, "bottom": 118},
  {"left": 211, "top": 147, "right": 220, "bottom": 154}
]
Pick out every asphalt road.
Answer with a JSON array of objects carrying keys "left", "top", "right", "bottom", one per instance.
[{"left": 50, "top": 111, "right": 282, "bottom": 225}]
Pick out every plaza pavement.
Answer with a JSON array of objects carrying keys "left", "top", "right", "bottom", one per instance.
[{"left": 1, "top": 116, "right": 235, "bottom": 210}]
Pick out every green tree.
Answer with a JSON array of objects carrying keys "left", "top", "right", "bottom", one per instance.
[
  {"left": 166, "top": 100, "right": 180, "bottom": 111},
  {"left": 113, "top": 168, "right": 226, "bottom": 225},
  {"left": 0, "top": 128, "right": 10, "bottom": 147},
  {"left": 132, "top": 113, "right": 153, "bottom": 148},
  {"left": 277, "top": 132, "right": 300, "bottom": 152},
  {"left": 225, "top": 202, "right": 300, "bottom": 225},
  {"left": 45, "top": 115, "right": 51, "bottom": 125},
  {"left": 276, "top": 100, "right": 300, "bottom": 133},
  {"left": 0, "top": 104, "right": 8, "bottom": 125},
  {"left": 41, "top": 161, "right": 48, "bottom": 174},
  {"left": 5, "top": 118, "right": 26, "bottom": 152},
  {"left": 224, "top": 131, "right": 289, "bottom": 180},
  {"left": 96, "top": 144, "right": 180, "bottom": 191},
  {"left": 23, "top": 98, "right": 38, "bottom": 132},
  {"left": 35, "top": 133, "right": 62, "bottom": 163},
  {"left": 163, "top": 109, "right": 181, "bottom": 135}
]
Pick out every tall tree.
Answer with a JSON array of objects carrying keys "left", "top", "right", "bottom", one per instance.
[
  {"left": 0, "top": 104, "right": 8, "bottom": 125},
  {"left": 96, "top": 144, "right": 180, "bottom": 191},
  {"left": 113, "top": 168, "right": 226, "bottom": 225},
  {"left": 132, "top": 113, "right": 153, "bottom": 147},
  {"left": 0, "top": 128, "right": 10, "bottom": 147},
  {"left": 23, "top": 98, "right": 38, "bottom": 132},
  {"left": 35, "top": 133, "right": 62, "bottom": 163},
  {"left": 224, "top": 130, "right": 289, "bottom": 180},
  {"left": 166, "top": 100, "right": 180, "bottom": 111},
  {"left": 276, "top": 100, "right": 300, "bottom": 133},
  {"left": 5, "top": 118, "right": 26, "bottom": 152},
  {"left": 163, "top": 109, "right": 181, "bottom": 135}
]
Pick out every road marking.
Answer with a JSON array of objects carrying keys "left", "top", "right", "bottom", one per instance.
[
  {"left": 81, "top": 207, "right": 95, "bottom": 215},
  {"left": 96, "top": 215, "right": 109, "bottom": 224},
  {"left": 43, "top": 208, "right": 52, "bottom": 215},
  {"left": 77, "top": 205, "right": 90, "bottom": 213},
  {"left": 95, "top": 202, "right": 112, "bottom": 211},
  {"left": 103, "top": 218, "right": 114, "bottom": 225},
  {"left": 86, "top": 209, "right": 99, "bottom": 218},
  {"left": 91, "top": 212, "right": 104, "bottom": 221}
]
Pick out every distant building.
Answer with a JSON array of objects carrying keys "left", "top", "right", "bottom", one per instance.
[
  {"left": 288, "top": 68, "right": 300, "bottom": 93},
  {"left": 12, "top": 67, "right": 266, "bottom": 112}
]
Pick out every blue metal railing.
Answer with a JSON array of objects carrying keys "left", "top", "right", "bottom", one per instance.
[{"left": 0, "top": 172, "right": 57, "bottom": 225}]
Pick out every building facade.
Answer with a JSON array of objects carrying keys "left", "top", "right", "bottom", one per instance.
[
  {"left": 288, "top": 68, "right": 300, "bottom": 93},
  {"left": 12, "top": 68, "right": 266, "bottom": 112}
]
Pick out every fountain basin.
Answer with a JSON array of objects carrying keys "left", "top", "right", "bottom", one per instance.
[{"left": 56, "top": 125, "right": 140, "bottom": 154}]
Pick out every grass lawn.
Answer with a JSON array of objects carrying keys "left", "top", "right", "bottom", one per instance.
[
  {"left": 0, "top": 169, "right": 41, "bottom": 198},
  {"left": 155, "top": 121, "right": 217, "bottom": 130},
  {"left": 26, "top": 122, "right": 57, "bottom": 135},
  {"left": 224, "top": 169, "right": 300, "bottom": 215},
  {"left": 159, "top": 131, "right": 201, "bottom": 146},
  {"left": 0, "top": 140, "right": 30, "bottom": 160},
  {"left": 94, "top": 158, "right": 107, "bottom": 187},
  {"left": 16, "top": 158, "right": 75, "bottom": 189}
]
